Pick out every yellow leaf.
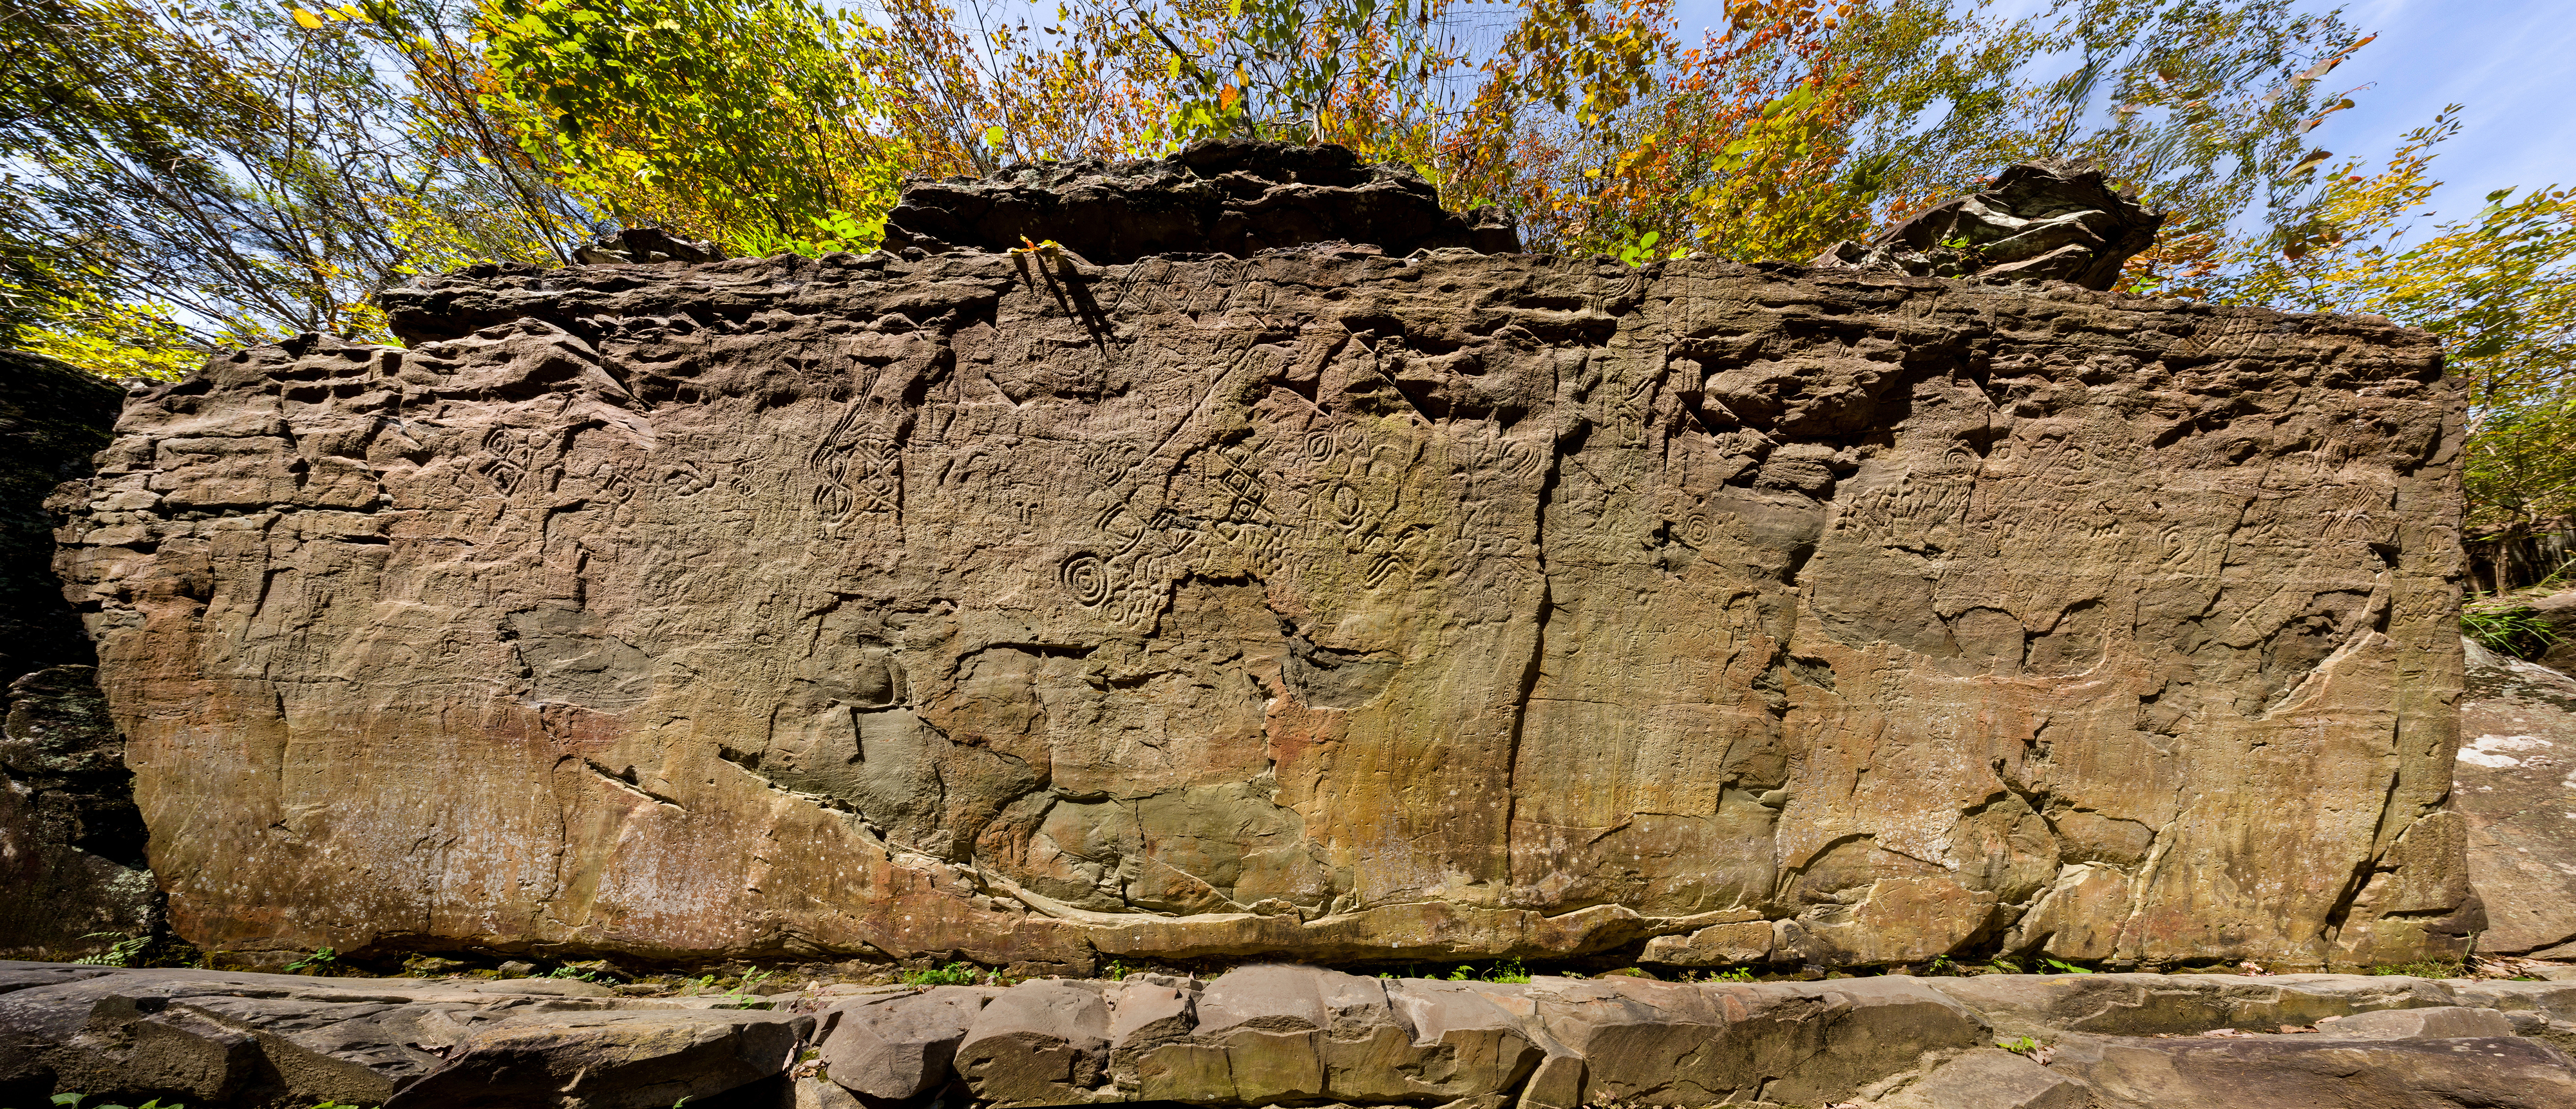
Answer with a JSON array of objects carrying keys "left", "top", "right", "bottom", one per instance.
[{"left": 290, "top": 7, "right": 323, "bottom": 28}]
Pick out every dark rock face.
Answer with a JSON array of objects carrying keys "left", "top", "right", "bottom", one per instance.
[
  {"left": 879, "top": 138, "right": 1520, "bottom": 262},
  {"left": 0, "top": 350, "right": 149, "bottom": 960},
  {"left": 0, "top": 350, "right": 120, "bottom": 682},
  {"left": 58, "top": 155, "right": 2467, "bottom": 971},
  {"left": 1, "top": 667, "right": 153, "bottom": 956},
  {"left": 1812, "top": 159, "right": 2165, "bottom": 289}
]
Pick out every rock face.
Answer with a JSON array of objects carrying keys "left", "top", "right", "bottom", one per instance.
[
  {"left": 55, "top": 144, "right": 2469, "bottom": 970},
  {"left": 0, "top": 349, "right": 150, "bottom": 960},
  {"left": 15, "top": 961, "right": 2574, "bottom": 1108},
  {"left": 2455, "top": 640, "right": 2576, "bottom": 957}
]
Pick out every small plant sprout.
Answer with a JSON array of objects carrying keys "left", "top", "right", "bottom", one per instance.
[
  {"left": 284, "top": 946, "right": 339, "bottom": 974},
  {"left": 1996, "top": 1034, "right": 2057, "bottom": 1065},
  {"left": 719, "top": 966, "right": 777, "bottom": 1006},
  {"left": 901, "top": 961, "right": 982, "bottom": 987},
  {"left": 71, "top": 931, "right": 151, "bottom": 967},
  {"left": 2463, "top": 601, "right": 2564, "bottom": 657}
]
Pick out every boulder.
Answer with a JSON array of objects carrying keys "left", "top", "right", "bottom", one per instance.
[
  {"left": 2529, "top": 588, "right": 2576, "bottom": 674},
  {"left": 2314, "top": 1005, "right": 2514, "bottom": 1039},
  {"left": 877, "top": 139, "right": 1519, "bottom": 263},
  {"left": 0, "top": 963, "right": 808, "bottom": 1109},
  {"left": 1870, "top": 1047, "right": 2088, "bottom": 1109},
  {"left": 1927, "top": 972, "right": 2456, "bottom": 1038},
  {"left": 815, "top": 985, "right": 994, "bottom": 1099},
  {"left": 2044, "top": 1032, "right": 2576, "bottom": 1109},
  {"left": 1522, "top": 974, "right": 1986, "bottom": 1106},
  {"left": 1103, "top": 978, "right": 1195, "bottom": 1071},
  {"left": 953, "top": 979, "right": 1113, "bottom": 1106},
  {"left": 1379, "top": 979, "right": 1544, "bottom": 1102},
  {"left": 383, "top": 1007, "right": 812, "bottom": 1109},
  {"left": 60, "top": 149, "right": 2469, "bottom": 971},
  {"left": 1124, "top": 965, "right": 1542, "bottom": 1106},
  {"left": 1811, "top": 159, "right": 2163, "bottom": 289},
  {"left": 573, "top": 226, "right": 726, "bottom": 265},
  {"left": 1638, "top": 918, "right": 1772, "bottom": 967},
  {"left": 2443, "top": 979, "right": 2576, "bottom": 1021},
  {"left": 2456, "top": 639, "right": 2576, "bottom": 956}
]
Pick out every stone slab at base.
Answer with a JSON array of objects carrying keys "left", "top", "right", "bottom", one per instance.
[{"left": 6, "top": 961, "right": 2575, "bottom": 1108}]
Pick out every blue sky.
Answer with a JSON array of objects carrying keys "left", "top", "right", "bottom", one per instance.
[
  {"left": 1660, "top": 0, "right": 2576, "bottom": 225},
  {"left": 2315, "top": 0, "right": 2576, "bottom": 217}
]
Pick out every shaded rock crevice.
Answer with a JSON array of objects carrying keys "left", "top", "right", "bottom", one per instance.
[{"left": 1, "top": 349, "right": 153, "bottom": 961}]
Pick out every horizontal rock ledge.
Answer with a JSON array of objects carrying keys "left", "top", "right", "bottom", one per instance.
[{"left": 6, "top": 960, "right": 2574, "bottom": 1108}]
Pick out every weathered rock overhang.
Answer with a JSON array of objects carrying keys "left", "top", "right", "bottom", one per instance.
[{"left": 53, "top": 151, "right": 2469, "bottom": 972}]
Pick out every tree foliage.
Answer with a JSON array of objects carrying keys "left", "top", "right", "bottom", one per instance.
[
  {"left": 2215, "top": 109, "right": 2576, "bottom": 537},
  {"left": 0, "top": 0, "right": 576, "bottom": 374},
  {"left": 4, "top": 0, "right": 2568, "bottom": 534},
  {"left": 466, "top": 0, "right": 907, "bottom": 255}
]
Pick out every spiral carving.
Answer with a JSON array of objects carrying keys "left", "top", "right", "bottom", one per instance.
[{"left": 1061, "top": 553, "right": 1112, "bottom": 607}]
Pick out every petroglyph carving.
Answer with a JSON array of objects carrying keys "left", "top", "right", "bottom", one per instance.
[{"left": 53, "top": 144, "right": 2470, "bottom": 974}]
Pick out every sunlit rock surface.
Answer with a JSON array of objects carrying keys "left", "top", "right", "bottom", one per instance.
[{"left": 53, "top": 146, "right": 2470, "bottom": 969}]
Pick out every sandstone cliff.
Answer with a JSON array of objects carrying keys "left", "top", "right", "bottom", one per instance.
[{"left": 52, "top": 147, "right": 2473, "bottom": 971}]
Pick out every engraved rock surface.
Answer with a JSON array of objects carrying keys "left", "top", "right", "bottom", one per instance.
[{"left": 56, "top": 152, "right": 2467, "bottom": 970}]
